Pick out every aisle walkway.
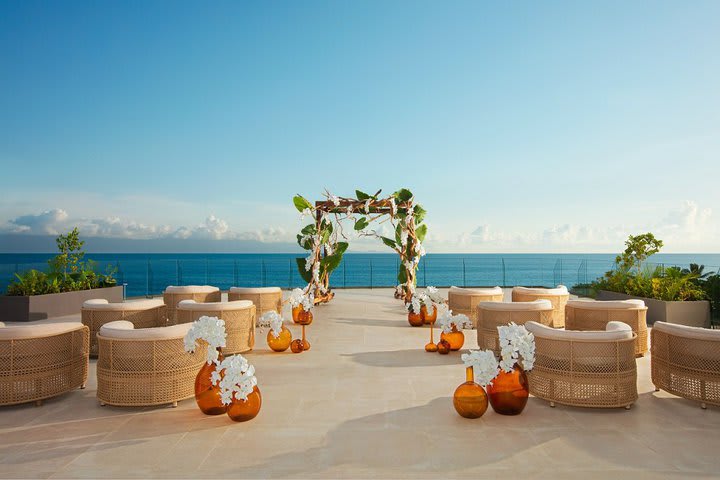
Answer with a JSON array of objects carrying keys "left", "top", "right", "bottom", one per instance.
[{"left": 1, "top": 289, "right": 718, "bottom": 478}]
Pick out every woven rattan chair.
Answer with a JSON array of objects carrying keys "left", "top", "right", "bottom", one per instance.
[
  {"left": 526, "top": 320, "right": 638, "bottom": 409},
  {"left": 96, "top": 320, "right": 207, "bottom": 407},
  {"left": 176, "top": 300, "right": 255, "bottom": 355},
  {"left": 512, "top": 285, "right": 569, "bottom": 328},
  {"left": 82, "top": 298, "right": 167, "bottom": 357},
  {"left": 1, "top": 322, "right": 89, "bottom": 406},
  {"left": 447, "top": 286, "right": 504, "bottom": 328},
  {"left": 228, "top": 287, "right": 282, "bottom": 315},
  {"left": 651, "top": 321, "right": 720, "bottom": 409},
  {"left": 477, "top": 300, "right": 553, "bottom": 352},
  {"left": 566, "top": 299, "right": 648, "bottom": 357},
  {"left": 163, "top": 285, "right": 221, "bottom": 324}
]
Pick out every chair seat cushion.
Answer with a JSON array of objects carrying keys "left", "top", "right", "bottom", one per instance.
[
  {"left": 229, "top": 287, "right": 282, "bottom": 294},
  {"left": 479, "top": 299, "right": 552, "bottom": 311},
  {"left": 449, "top": 286, "right": 502, "bottom": 296},
  {"left": 99, "top": 320, "right": 192, "bottom": 340},
  {"left": 568, "top": 299, "right": 646, "bottom": 310},
  {"left": 513, "top": 285, "right": 568, "bottom": 295},
  {"left": 177, "top": 300, "right": 253, "bottom": 311},
  {"left": 164, "top": 285, "right": 219, "bottom": 294},
  {"left": 526, "top": 320, "right": 633, "bottom": 341}
]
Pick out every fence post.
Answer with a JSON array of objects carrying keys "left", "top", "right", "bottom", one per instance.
[
  {"left": 288, "top": 259, "right": 292, "bottom": 289},
  {"left": 502, "top": 258, "right": 506, "bottom": 287},
  {"left": 462, "top": 259, "right": 466, "bottom": 287},
  {"left": 343, "top": 259, "right": 346, "bottom": 288},
  {"left": 261, "top": 259, "right": 266, "bottom": 287},
  {"left": 176, "top": 260, "right": 180, "bottom": 286},
  {"left": 205, "top": 258, "right": 209, "bottom": 284},
  {"left": 234, "top": 259, "right": 238, "bottom": 286},
  {"left": 560, "top": 259, "right": 563, "bottom": 285},
  {"left": 146, "top": 259, "right": 150, "bottom": 297},
  {"left": 369, "top": 258, "right": 373, "bottom": 289}
]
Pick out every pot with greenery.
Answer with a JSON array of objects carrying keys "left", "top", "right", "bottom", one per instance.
[
  {"left": 1, "top": 228, "right": 123, "bottom": 321},
  {"left": 592, "top": 233, "right": 711, "bottom": 327}
]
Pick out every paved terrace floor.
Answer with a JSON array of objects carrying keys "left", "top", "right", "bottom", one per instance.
[{"left": 1, "top": 288, "right": 719, "bottom": 479}]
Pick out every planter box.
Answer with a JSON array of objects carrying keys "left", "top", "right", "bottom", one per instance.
[
  {"left": 597, "top": 290, "right": 710, "bottom": 328},
  {"left": 0, "top": 286, "right": 124, "bottom": 322}
]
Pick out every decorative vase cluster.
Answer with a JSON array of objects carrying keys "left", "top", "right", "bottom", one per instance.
[
  {"left": 289, "top": 288, "right": 314, "bottom": 351},
  {"left": 452, "top": 322, "right": 535, "bottom": 418},
  {"left": 184, "top": 316, "right": 261, "bottom": 422},
  {"left": 258, "top": 311, "right": 293, "bottom": 352}
]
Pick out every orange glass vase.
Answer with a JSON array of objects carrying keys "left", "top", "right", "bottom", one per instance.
[
  {"left": 194, "top": 350, "right": 227, "bottom": 415},
  {"left": 226, "top": 386, "right": 262, "bottom": 422},
  {"left": 440, "top": 327, "right": 464, "bottom": 351},
  {"left": 267, "top": 325, "right": 292, "bottom": 352},
  {"left": 487, "top": 365, "right": 529, "bottom": 415},
  {"left": 453, "top": 366, "right": 488, "bottom": 419},
  {"left": 408, "top": 312, "right": 424, "bottom": 327},
  {"left": 421, "top": 305, "right": 437, "bottom": 324},
  {"left": 292, "top": 305, "right": 303, "bottom": 323},
  {"left": 297, "top": 309, "right": 313, "bottom": 350}
]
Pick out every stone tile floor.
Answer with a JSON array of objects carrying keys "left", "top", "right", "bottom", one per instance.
[{"left": 1, "top": 289, "right": 718, "bottom": 479}]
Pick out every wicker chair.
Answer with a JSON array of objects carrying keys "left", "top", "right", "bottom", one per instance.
[
  {"left": 228, "top": 287, "right": 282, "bottom": 315},
  {"left": 447, "top": 286, "right": 504, "bottom": 328},
  {"left": 0, "top": 322, "right": 89, "bottom": 406},
  {"left": 477, "top": 300, "right": 553, "bottom": 353},
  {"left": 82, "top": 298, "right": 167, "bottom": 357},
  {"left": 512, "top": 285, "right": 569, "bottom": 328},
  {"left": 651, "top": 321, "right": 720, "bottom": 409},
  {"left": 526, "top": 320, "right": 638, "bottom": 409},
  {"left": 176, "top": 300, "right": 255, "bottom": 355},
  {"left": 566, "top": 299, "right": 648, "bottom": 357},
  {"left": 96, "top": 321, "right": 207, "bottom": 407},
  {"left": 163, "top": 285, "right": 221, "bottom": 324}
]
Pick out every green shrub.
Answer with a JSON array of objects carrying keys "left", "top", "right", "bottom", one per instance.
[
  {"left": 591, "top": 233, "right": 706, "bottom": 302},
  {"left": 6, "top": 228, "right": 116, "bottom": 296}
]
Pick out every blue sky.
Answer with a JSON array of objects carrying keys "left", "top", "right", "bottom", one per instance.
[{"left": 1, "top": 0, "right": 718, "bottom": 252}]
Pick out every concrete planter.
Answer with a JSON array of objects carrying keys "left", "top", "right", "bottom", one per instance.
[
  {"left": 597, "top": 290, "right": 710, "bottom": 328},
  {"left": 0, "top": 286, "right": 124, "bottom": 322}
]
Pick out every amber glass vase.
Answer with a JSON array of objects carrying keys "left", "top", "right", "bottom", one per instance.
[
  {"left": 440, "top": 327, "right": 465, "bottom": 351},
  {"left": 292, "top": 305, "right": 303, "bottom": 323},
  {"left": 267, "top": 325, "right": 292, "bottom": 352},
  {"left": 226, "top": 386, "right": 262, "bottom": 422},
  {"left": 194, "top": 349, "right": 227, "bottom": 415},
  {"left": 486, "top": 365, "right": 529, "bottom": 415},
  {"left": 421, "top": 305, "right": 437, "bottom": 324},
  {"left": 408, "top": 311, "right": 424, "bottom": 327},
  {"left": 453, "top": 366, "right": 488, "bottom": 419}
]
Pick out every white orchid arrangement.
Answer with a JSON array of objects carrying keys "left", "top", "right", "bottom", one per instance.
[
  {"left": 497, "top": 323, "right": 536, "bottom": 372},
  {"left": 436, "top": 305, "right": 472, "bottom": 334},
  {"left": 184, "top": 316, "right": 227, "bottom": 364},
  {"left": 212, "top": 354, "right": 258, "bottom": 404},
  {"left": 424, "top": 286, "right": 445, "bottom": 304},
  {"left": 461, "top": 350, "right": 500, "bottom": 387},
  {"left": 289, "top": 287, "right": 314, "bottom": 311},
  {"left": 258, "top": 311, "right": 284, "bottom": 338},
  {"left": 293, "top": 188, "right": 428, "bottom": 303},
  {"left": 407, "top": 295, "right": 422, "bottom": 314}
]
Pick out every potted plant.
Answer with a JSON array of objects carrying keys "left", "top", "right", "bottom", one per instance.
[
  {"left": 258, "top": 311, "right": 292, "bottom": 352},
  {"left": 1, "top": 228, "right": 123, "bottom": 321},
  {"left": 592, "top": 233, "right": 711, "bottom": 327},
  {"left": 486, "top": 323, "right": 534, "bottom": 415}
]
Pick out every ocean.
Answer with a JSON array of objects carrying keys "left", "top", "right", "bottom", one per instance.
[{"left": 2, "top": 253, "right": 719, "bottom": 298}]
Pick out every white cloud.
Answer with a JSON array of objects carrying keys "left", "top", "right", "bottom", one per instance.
[{"left": 8, "top": 209, "right": 69, "bottom": 235}]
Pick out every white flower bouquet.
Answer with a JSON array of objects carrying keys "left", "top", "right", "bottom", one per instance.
[
  {"left": 212, "top": 354, "right": 258, "bottom": 404},
  {"left": 424, "top": 286, "right": 446, "bottom": 304},
  {"left": 497, "top": 323, "right": 536, "bottom": 372},
  {"left": 184, "top": 315, "right": 227, "bottom": 364},
  {"left": 461, "top": 349, "right": 500, "bottom": 387},
  {"left": 437, "top": 305, "right": 472, "bottom": 334},
  {"left": 258, "top": 311, "right": 284, "bottom": 339}
]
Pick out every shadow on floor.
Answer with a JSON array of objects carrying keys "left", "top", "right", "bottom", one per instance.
[{"left": 342, "top": 348, "right": 464, "bottom": 367}]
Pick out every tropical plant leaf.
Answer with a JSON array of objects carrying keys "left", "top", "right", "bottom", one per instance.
[
  {"left": 394, "top": 188, "right": 413, "bottom": 202},
  {"left": 295, "top": 257, "right": 313, "bottom": 283},
  {"left": 415, "top": 224, "right": 428, "bottom": 242},
  {"left": 301, "top": 224, "right": 317, "bottom": 235},
  {"left": 355, "top": 190, "right": 371, "bottom": 200},
  {"left": 354, "top": 217, "right": 369, "bottom": 231},
  {"left": 397, "top": 266, "right": 408, "bottom": 284},
  {"left": 293, "top": 195, "right": 313, "bottom": 213},
  {"left": 296, "top": 234, "right": 312, "bottom": 250},
  {"left": 413, "top": 204, "right": 426, "bottom": 224},
  {"left": 381, "top": 236, "right": 397, "bottom": 249}
]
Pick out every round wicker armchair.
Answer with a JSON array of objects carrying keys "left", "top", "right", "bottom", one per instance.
[
  {"left": 163, "top": 285, "right": 221, "bottom": 324},
  {"left": 0, "top": 322, "right": 89, "bottom": 406},
  {"left": 566, "top": 299, "right": 648, "bottom": 357},
  {"left": 96, "top": 321, "right": 207, "bottom": 407},
  {"left": 447, "top": 286, "right": 504, "bottom": 328},
  {"left": 228, "top": 287, "right": 282, "bottom": 315},
  {"left": 176, "top": 300, "right": 255, "bottom": 355},
  {"left": 512, "top": 285, "right": 569, "bottom": 328},
  {"left": 526, "top": 320, "right": 638, "bottom": 409},
  {"left": 476, "top": 299, "right": 553, "bottom": 353},
  {"left": 651, "top": 321, "right": 720, "bottom": 409},
  {"left": 82, "top": 298, "right": 168, "bottom": 357}
]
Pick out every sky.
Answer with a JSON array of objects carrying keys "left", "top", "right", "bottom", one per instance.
[{"left": 0, "top": 0, "right": 718, "bottom": 253}]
